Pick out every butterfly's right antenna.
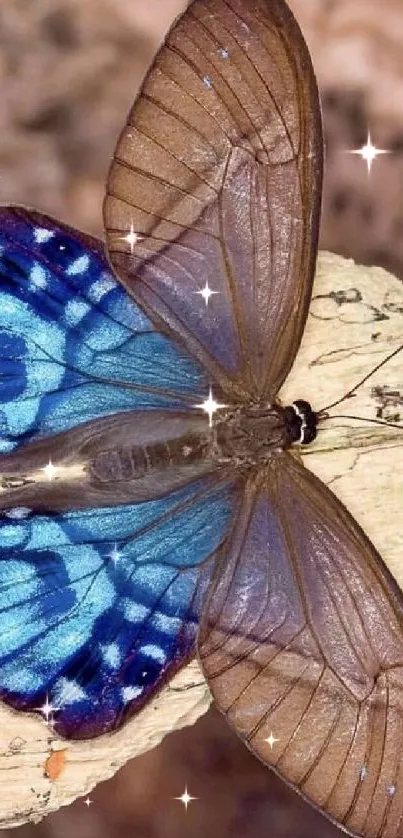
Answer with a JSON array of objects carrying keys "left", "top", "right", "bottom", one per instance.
[{"left": 317, "top": 342, "right": 403, "bottom": 418}]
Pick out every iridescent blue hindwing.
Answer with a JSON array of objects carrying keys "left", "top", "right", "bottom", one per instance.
[{"left": 0, "top": 474, "right": 236, "bottom": 738}]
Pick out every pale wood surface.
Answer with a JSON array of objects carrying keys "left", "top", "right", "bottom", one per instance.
[{"left": 1, "top": 252, "right": 402, "bottom": 828}]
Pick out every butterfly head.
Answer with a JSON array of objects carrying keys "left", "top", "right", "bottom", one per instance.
[{"left": 284, "top": 400, "right": 318, "bottom": 446}]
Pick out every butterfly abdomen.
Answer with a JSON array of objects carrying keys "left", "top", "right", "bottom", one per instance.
[
  {"left": 88, "top": 433, "right": 208, "bottom": 484},
  {"left": 0, "top": 414, "right": 214, "bottom": 511}
]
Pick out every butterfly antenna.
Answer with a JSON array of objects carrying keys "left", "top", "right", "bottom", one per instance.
[
  {"left": 317, "top": 341, "right": 403, "bottom": 416},
  {"left": 319, "top": 414, "right": 403, "bottom": 431}
]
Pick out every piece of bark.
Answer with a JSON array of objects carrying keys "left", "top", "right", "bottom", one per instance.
[{"left": 0, "top": 251, "right": 402, "bottom": 828}]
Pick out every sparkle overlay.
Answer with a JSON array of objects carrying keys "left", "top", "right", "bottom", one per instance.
[
  {"left": 41, "top": 460, "right": 58, "bottom": 481},
  {"left": 174, "top": 787, "right": 197, "bottom": 810},
  {"left": 35, "top": 694, "right": 60, "bottom": 725},
  {"left": 347, "top": 130, "right": 390, "bottom": 174},
  {"left": 195, "top": 281, "right": 219, "bottom": 307},
  {"left": 265, "top": 732, "right": 279, "bottom": 750},
  {"left": 108, "top": 544, "right": 122, "bottom": 567},
  {"left": 194, "top": 387, "right": 227, "bottom": 426},
  {"left": 120, "top": 223, "right": 143, "bottom": 254}
]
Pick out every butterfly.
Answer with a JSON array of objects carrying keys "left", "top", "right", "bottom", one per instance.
[{"left": 0, "top": 1, "right": 402, "bottom": 837}]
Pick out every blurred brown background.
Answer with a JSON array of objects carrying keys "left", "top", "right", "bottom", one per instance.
[{"left": 1, "top": 1, "right": 403, "bottom": 837}]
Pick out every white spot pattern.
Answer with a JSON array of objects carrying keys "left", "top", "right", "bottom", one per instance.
[
  {"left": 64, "top": 299, "right": 91, "bottom": 325},
  {"left": 122, "top": 685, "right": 143, "bottom": 703},
  {"left": 102, "top": 643, "right": 121, "bottom": 668},
  {"left": 53, "top": 677, "right": 86, "bottom": 705},
  {"left": 152, "top": 612, "right": 183, "bottom": 634},
  {"left": 88, "top": 273, "right": 117, "bottom": 303},
  {"left": 123, "top": 600, "right": 149, "bottom": 623},
  {"left": 34, "top": 228, "right": 54, "bottom": 244},
  {"left": 29, "top": 264, "right": 47, "bottom": 289},
  {"left": 66, "top": 255, "right": 90, "bottom": 276},
  {"left": 5, "top": 507, "right": 32, "bottom": 519}
]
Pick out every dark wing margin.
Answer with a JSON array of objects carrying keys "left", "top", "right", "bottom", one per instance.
[
  {"left": 198, "top": 455, "right": 403, "bottom": 838},
  {"left": 104, "top": 0, "right": 323, "bottom": 401}
]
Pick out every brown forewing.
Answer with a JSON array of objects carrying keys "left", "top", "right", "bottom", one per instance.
[
  {"left": 198, "top": 455, "right": 403, "bottom": 838},
  {"left": 104, "top": 0, "right": 323, "bottom": 401}
]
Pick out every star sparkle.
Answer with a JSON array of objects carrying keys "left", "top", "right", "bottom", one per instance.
[
  {"left": 265, "top": 731, "right": 279, "bottom": 750},
  {"left": 195, "top": 281, "right": 219, "bottom": 306},
  {"left": 194, "top": 387, "right": 227, "bottom": 426},
  {"left": 41, "top": 460, "right": 58, "bottom": 481},
  {"left": 120, "top": 222, "right": 143, "bottom": 254},
  {"left": 35, "top": 694, "right": 60, "bottom": 724},
  {"left": 109, "top": 544, "right": 122, "bottom": 567},
  {"left": 347, "top": 130, "right": 390, "bottom": 174},
  {"left": 174, "top": 786, "right": 197, "bottom": 810},
  {"left": 84, "top": 797, "right": 93, "bottom": 808}
]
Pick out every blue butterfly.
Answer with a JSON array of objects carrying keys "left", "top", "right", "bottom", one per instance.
[{"left": 2, "top": 3, "right": 403, "bottom": 836}]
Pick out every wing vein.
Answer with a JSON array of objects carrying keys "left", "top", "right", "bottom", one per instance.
[{"left": 124, "top": 121, "right": 221, "bottom": 195}]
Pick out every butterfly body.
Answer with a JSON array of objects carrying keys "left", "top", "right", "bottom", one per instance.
[
  {"left": 1, "top": 0, "right": 403, "bottom": 836},
  {"left": 0, "top": 398, "right": 313, "bottom": 515},
  {"left": 85, "top": 399, "right": 317, "bottom": 481}
]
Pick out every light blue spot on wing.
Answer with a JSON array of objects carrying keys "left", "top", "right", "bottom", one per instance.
[
  {"left": 53, "top": 678, "right": 86, "bottom": 704},
  {"left": 88, "top": 274, "right": 117, "bottom": 303},
  {"left": 66, "top": 255, "right": 90, "bottom": 276},
  {"left": 64, "top": 298, "right": 91, "bottom": 325},
  {"left": 34, "top": 228, "right": 54, "bottom": 243},
  {"left": 122, "top": 685, "right": 142, "bottom": 703},
  {"left": 29, "top": 264, "right": 47, "bottom": 289},
  {"left": 102, "top": 643, "right": 121, "bottom": 668},
  {"left": 123, "top": 600, "right": 149, "bottom": 623}
]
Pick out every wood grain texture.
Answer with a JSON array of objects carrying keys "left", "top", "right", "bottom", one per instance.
[{"left": 1, "top": 251, "right": 402, "bottom": 828}]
